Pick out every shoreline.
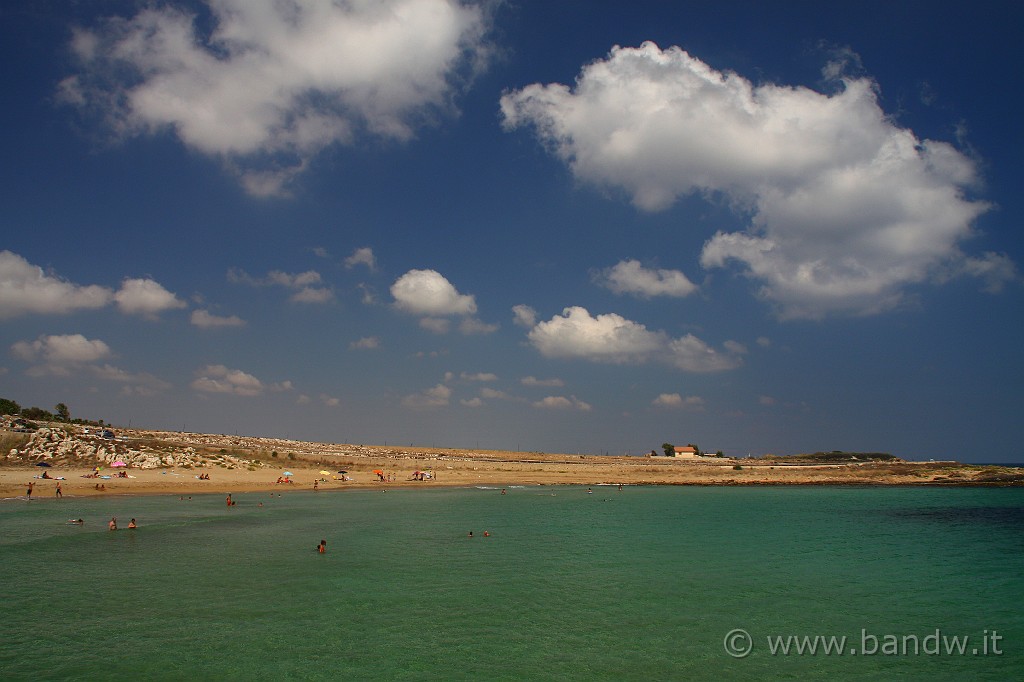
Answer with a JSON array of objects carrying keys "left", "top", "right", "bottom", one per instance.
[
  {"left": 3, "top": 425, "right": 1022, "bottom": 498},
  {"left": 4, "top": 461, "right": 1023, "bottom": 500}
]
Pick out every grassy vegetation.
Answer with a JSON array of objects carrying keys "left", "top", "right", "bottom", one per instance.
[{"left": 1, "top": 432, "right": 31, "bottom": 454}]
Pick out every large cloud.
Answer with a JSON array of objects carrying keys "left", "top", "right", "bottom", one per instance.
[
  {"left": 1, "top": 251, "right": 188, "bottom": 320},
  {"left": 527, "top": 306, "right": 741, "bottom": 372},
  {"left": 12, "top": 334, "right": 111, "bottom": 365},
  {"left": 0, "top": 251, "right": 112, "bottom": 319},
  {"left": 61, "top": 0, "right": 491, "bottom": 196},
  {"left": 391, "top": 269, "right": 477, "bottom": 316},
  {"left": 501, "top": 42, "right": 1014, "bottom": 318}
]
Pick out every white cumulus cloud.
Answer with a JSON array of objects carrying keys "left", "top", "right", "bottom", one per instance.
[
  {"left": 12, "top": 334, "right": 111, "bottom": 365},
  {"left": 595, "top": 259, "right": 697, "bottom": 298},
  {"left": 502, "top": 41, "right": 1013, "bottom": 318},
  {"left": 114, "top": 278, "right": 187, "bottom": 317},
  {"left": 528, "top": 306, "right": 742, "bottom": 372},
  {"left": 391, "top": 269, "right": 477, "bottom": 316},
  {"left": 0, "top": 251, "right": 112, "bottom": 319},
  {"left": 652, "top": 393, "right": 705, "bottom": 410},
  {"left": 191, "top": 364, "right": 265, "bottom": 396},
  {"left": 62, "top": 0, "right": 491, "bottom": 196},
  {"left": 533, "top": 395, "right": 592, "bottom": 411}
]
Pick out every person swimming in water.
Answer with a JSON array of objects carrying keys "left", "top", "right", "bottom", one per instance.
[
  {"left": 128, "top": 518, "right": 137, "bottom": 529},
  {"left": 317, "top": 539, "right": 326, "bottom": 553},
  {"left": 109, "top": 517, "right": 117, "bottom": 531}
]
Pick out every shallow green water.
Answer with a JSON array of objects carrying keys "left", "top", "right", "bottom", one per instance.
[{"left": 1, "top": 485, "right": 1021, "bottom": 680}]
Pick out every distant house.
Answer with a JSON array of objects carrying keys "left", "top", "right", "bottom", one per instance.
[{"left": 673, "top": 445, "right": 698, "bottom": 458}]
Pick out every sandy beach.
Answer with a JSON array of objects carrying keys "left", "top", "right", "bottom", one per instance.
[{"left": 3, "top": 425, "right": 1022, "bottom": 499}]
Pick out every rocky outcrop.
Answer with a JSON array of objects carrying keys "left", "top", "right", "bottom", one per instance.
[{"left": 6, "top": 427, "right": 253, "bottom": 470}]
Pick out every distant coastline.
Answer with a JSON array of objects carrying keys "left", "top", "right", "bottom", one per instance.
[{"left": 3, "top": 423, "right": 1023, "bottom": 498}]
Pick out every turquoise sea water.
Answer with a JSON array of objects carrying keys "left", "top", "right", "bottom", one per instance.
[{"left": 1, "top": 485, "right": 1022, "bottom": 680}]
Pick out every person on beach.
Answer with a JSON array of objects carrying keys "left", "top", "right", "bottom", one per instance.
[
  {"left": 468, "top": 531, "right": 474, "bottom": 538},
  {"left": 109, "top": 517, "right": 117, "bottom": 530},
  {"left": 55, "top": 482, "right": 62, "bottom": 498},
  {"left": 226, "top": 494, "right": 233, "bottom": 507},
  {"left": 26, "top": 481, "right": 33, "bottom": 499},
  {"left": 313, "top": 480, "right": 318, "bottom": 491},
  {"left": 317, "top": 539, "right": 326, "bottom": 553},
  {"left": 128, "top": 519, "right": 137, "bottom": 529}
]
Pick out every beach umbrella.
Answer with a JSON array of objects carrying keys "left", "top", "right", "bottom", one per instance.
[
  {"left": 35, "top": 461, "right": 52, "bottom": 467},
  {"left": 283, "top": 471, "right": 293, "bottom": 477},
  {"left": 319, "top": 470, "right": 331, "bottom": 476},
  {"left": 337, "top": 470, "right": 348, "bottom": 474},
  {"left": 112, "top": 461, "right": 127, "bottom": 467}
]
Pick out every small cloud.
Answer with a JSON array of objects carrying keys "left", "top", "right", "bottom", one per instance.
[
  {"left": 533, "top": 395, "right": 591, "bottom": 411},
  {"left": 392, "top": 269, "right": 477, "bottom": 316},
  {"left": 344, "top": 247, "right": 376, "bottom": 271},
  {"left": 461, "top": 372, "right": 498, "bottom": 382},
  {"left": 480, "top": 387, "right": 509, "bottom": 400},
  {"left": 756, "top": 336, "right": 772, "bottom": 348},
  {"left": 723, "top": 340, "right": 748, "bottom": 355},
  {"left": 759, "top": 395, "right": 777, "bottom": 406},
  {"left": 651, "top": 393, "right": 705, "bottom": 410},
  {"left": 114, "top": 278, "right": 187, "bottom": 317},
  {"left": 290, "top": 286, "right": 334, "bottom": 304},
  {"left": 595, "top": 259, "right": 697, "bottom": 298},
  {"left": 357, "top": 283, "right": 379, "bottom": 305},
  {"left": 460, "top": 397, "right": 483, "bottom": 408},
  {"left": 91, "top": 364, "right": 171, "bottom": 396},
  {"left": 349, "top": 336, "right": 380, "bottom": 350},
  {"left": 320, "top": 394, "right": 340, "bottom": 407},
  {"left": 229, "top": 267, "right": 333, "bottom": 303},
  {"left": 191, "top": 309, "right": 246, "bottom": 329},
  {"left": 419, "top": 317, "right": 451, "bottom": 334},
  {"left": 191, "top": 364, "right": 264, "bottom": 397},
  {"left": 459, "top": 317, "right": 499, "bottom": 335},
  {"left": 512, "top": 304, "right": 537, "bottom": 328},
  {"left": 521, "top": 376, "right": 565, "bottom": 388},
  {"left": 401, "top": 383, "right": 452, "bottom": 409}
]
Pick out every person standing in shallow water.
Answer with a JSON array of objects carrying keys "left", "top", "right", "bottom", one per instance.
[{"left": 55, "top": 482, "right": 62, "bottom": 498}]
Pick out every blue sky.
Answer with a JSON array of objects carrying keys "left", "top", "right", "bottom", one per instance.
[{"left": 2, "top": 1, "right": 1021, "bottom": 461}]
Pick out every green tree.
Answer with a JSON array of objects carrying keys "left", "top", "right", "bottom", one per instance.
[
  {"left": 661, "top": 442, "right": 674, "bottom": 457},
  {"left": 55, "top": 403, "right": 70, "bottom": 422},
  {"left": 21, "top": 406, "right": 55, "bottom": 421},
  {"left": 0, "top": 397, "right": 21, "bottom": 415}
]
